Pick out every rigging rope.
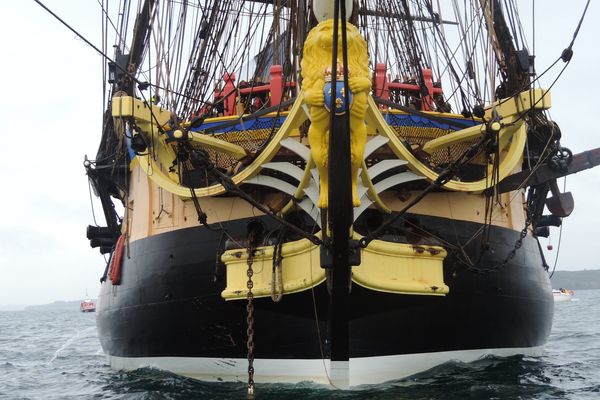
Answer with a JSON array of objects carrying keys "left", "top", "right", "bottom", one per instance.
[
  {"left": 270, "top": 228, "right": 285, "bottom": 302},
  {"left": 548, "top": 177, "right": 566, "bottom": 279},
  {"left": 181, "top": 143, "right": 323, "bottom": 246},
  {"left": 561, "top": 0, "right": 591, "bottom": 62},
  {"left": 359, "top": 131, "right": 492, "bottom": 248}
]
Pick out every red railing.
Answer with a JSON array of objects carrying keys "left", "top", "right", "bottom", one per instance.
[
  {"left": 206, "top": 62, "right": 446, "bottom": 118},
  {"left": 374, "top": 63, "right": 445, "bottom": 112},
  {"left": 211, "top": 65, "right": 296, "bottom": 117}
]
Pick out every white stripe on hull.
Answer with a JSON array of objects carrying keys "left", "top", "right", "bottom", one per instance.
[{"left": 106, "top": 345, "right": 545, "bottom": 387}]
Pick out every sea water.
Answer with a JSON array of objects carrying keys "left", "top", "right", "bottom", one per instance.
[{"left": 1, "top": 290, "right": 599, "bottom": 400}]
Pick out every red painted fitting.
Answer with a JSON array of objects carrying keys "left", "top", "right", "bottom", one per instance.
[
  {"left": 421, "top": 68, "right": 434, "bottom": 111},
  {"left": 269, "top": 65, "right": 283, "bottom": 106},
  {"left": 221, "top": 72, "right": 237, "bottom": 116},
  {"left": 374, "top": 63, "right": 389, "bottom": 103}
]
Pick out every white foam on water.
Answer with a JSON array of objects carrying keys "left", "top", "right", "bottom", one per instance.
[{"left": 47, "top": 326, "right": 96, "bottom": 365}]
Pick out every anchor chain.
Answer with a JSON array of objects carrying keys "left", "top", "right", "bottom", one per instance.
[
  {"left": 245, "top": 239, "right": 256, "bottom": 399},
  {"left": 466, "top": 193, "right": 538, "bottom": 274},
  {"left": 466, "top": 213, "right": 533, "bottom": 274}
]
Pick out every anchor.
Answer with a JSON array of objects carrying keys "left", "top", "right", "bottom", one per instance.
[{"left": 546, "top": 179, "right": 574, "bottom": 217}]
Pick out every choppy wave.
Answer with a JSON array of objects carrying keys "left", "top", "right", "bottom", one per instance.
[{"left": 1, "top": 290, "right": 599, "bottom": 400}]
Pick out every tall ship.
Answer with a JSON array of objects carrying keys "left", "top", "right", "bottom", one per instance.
[{"left": 71, "top": 0, "right": 599, "bottom": 390}]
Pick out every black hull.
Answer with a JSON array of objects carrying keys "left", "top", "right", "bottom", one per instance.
[{"left": 96, "top": 213, "right": 554, "bottom": 381}]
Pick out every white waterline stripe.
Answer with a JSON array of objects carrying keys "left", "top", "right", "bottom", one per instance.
[{"left": 107, "top": 345, "right": 545, "bottom": 387}]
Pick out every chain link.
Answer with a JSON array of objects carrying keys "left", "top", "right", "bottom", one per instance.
[
  {"left": 246, "top": 240, "right": 256, "bottom": 399},
  {"left": 466, "top": 213, "right": 533, "bottom": 274}
]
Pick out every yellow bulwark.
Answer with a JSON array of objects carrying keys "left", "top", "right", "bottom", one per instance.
[
  {"left": 221, "top": 237, "right": 324, "bottom": 300},
  {"left": 221, "top": 234, "right": 448, "bottom": 300},
  {"left": 352, "top": 235, "right": 449, "bottom": 296}
]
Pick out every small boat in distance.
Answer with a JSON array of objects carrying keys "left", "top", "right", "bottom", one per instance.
[
  {"left": 80, "top": 298, "right": 96, "bottom": 312},
  {"left": 553, "top": 289, "right": 575, "bottom": 302}
]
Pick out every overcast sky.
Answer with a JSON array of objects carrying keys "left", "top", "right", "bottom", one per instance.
[{"left": 0, "top": 1, "right": 599, "bottom": 306}]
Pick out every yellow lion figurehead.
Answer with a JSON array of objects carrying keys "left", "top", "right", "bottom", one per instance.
[
  {"left": 300, "top": 19, "right": 371, "bottom": 208},
  {"left": 301, "top": 20, "right": 370, "bottom": 92}
]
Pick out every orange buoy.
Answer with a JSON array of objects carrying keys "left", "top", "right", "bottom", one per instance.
[{"left": 108, "top": 235, "right": 126, "bottom": 285}]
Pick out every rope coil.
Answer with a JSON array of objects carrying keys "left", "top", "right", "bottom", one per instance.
[{"left": 270, "top": 229, "right": 286, "bottom": 302}]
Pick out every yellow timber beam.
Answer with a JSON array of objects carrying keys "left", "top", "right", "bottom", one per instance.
[
  {"left": 280, "top": 157, "right": 317, "bottom": 216},
  {"left": 112, "top": 95, "right": 172, "bottom": 130},
  {"left": 112, "top": 96, "right": 246, "bottom": 159},
  {"left": 367, "top": 95, "right": 529, "bottom": 192},
  {"left": 422, "top": 115, "right": 518, "bottom": 154},
  {"left": 486, "top": 88, "right": 551, "bottom": 119},
  {"left": 423, "top": 89, "right": 550, "bottom": 155},
  {"left": 135, "top": 94, "right": 308, "bottom": 198},
  {"left": 359, "top": 160, "right": 391, "bottom": 214},
  {"left": 188, "top": 131, "right": 248, "bottom": 160}
]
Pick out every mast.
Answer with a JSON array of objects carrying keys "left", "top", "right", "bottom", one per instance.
[
  {"left": 121, "top": 0, "right": 156, "bottom": 94},
  {"left": 481, "top": 0, "right": 531, "bottom": 97}
]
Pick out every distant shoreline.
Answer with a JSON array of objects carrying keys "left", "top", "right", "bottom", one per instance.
[
  {"left": 550, "top": 269, "right": 600, "bottom": 290},
  {"left": 0, "top": 300, "right": 96, "bottom": 312},
  {"left": 2, "top": 269, "right": 599, "bottom": 310}
]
